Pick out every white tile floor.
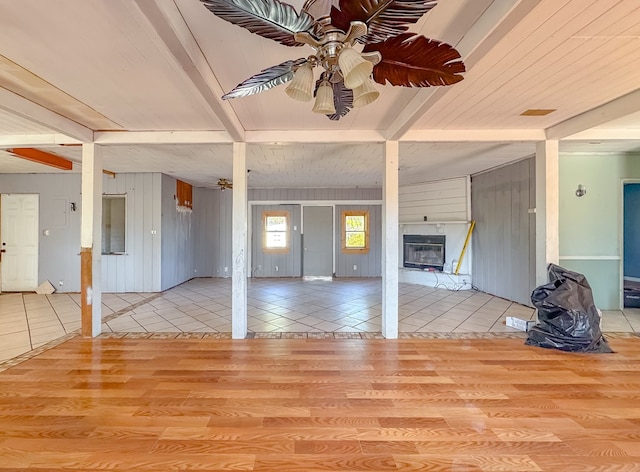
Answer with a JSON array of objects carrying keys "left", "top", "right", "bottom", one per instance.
[{"left": 1, "top": 277, "right": 639, "bottom": 363}]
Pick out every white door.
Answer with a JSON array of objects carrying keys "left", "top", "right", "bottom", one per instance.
[{"left": 1, "top": 194, "right": 39, "bottom": 292}]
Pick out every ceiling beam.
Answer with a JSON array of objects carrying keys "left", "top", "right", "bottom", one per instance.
[
  {"left": 402, "top": 129, "right": 545, "bottom": 142},
  {"left": 93, "top": 130, "right": 233, "bottom": 145},
  {"left": 546, "top": 88, "right": 640, "bottom": 140},
  {"left": 246, "top": 130, "right": 386, "bottom": 144},
  {"left": 0, "top": 133, "right": 82, "bottom": 147},
  {"left": 131, "top": 0, "right": 245, "bottom": 142},
  {"left": 0, "top": 88, "right": 94, "bottom": 143},
  {"left": 386, "top": 0, "right": 542, "bottom": 141},
  {"left": 561, "top": 128, "right": 640, "bottom": 141},
  {"left": 9, "top": 147, "right": 73, "bottom": 170}
]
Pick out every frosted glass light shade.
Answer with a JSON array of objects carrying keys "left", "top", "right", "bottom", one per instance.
[
  {"left": 352, "top": 77, "right": 379, "bottom": 107},
  {"left": 338, "top": 47, "right": 373, "bottom": 89},
  {"left": 285, "top": 64, "right": 314, "bottom": 102},
  {"left": 312, "top": 81, "right": 336, "bottom": 115}
]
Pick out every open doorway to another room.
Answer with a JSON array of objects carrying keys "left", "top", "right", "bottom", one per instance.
[{"left": 623, "top": 182, "right": 640, "bottom": 309}]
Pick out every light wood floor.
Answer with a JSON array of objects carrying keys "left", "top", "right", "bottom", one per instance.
[{"left": 1, "top": 335, "right": 639, "bottom": 471}]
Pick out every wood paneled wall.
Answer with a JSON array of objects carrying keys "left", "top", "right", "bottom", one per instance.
[
  {"left": 399, "top": 178, "right": 467, "bottom": 223},
  {"left": 471, "top": 158, "right": 535, "bottom": 306},
  {"left": 334, "top": 205, "right": 382, "bottom": 277},
  {"left": 247, "top": 189, "right": 384, "bottom": 278},
  {"left": 251, "top": 204, "right": 302, "bottom": 278},
  {"left": 102, "top": 173, "right": 162, "bottom": 292},
  {"left": 161, "top": 174, "right": 194, "bottom": 290}
]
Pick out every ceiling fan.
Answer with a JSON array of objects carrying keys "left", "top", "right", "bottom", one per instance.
[
  {"left": 217, "top": 178, "right": 233, "bottom": 190},
  {"left": 200, "top": 0, "right": 465, "bottom": 120}
]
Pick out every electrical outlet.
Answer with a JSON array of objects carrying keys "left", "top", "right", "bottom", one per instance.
[
  {"left": 353, "top": 264, "right": 357, "bottom": 271},
  {"left": 275, "top": 265, "right": 279, "bottom": 272},
  {"left": 224, "top": 266, "right": 228, "bottom": 272},
  {"left": 258, "top": 265, "right": 262, "bottom": 270}
]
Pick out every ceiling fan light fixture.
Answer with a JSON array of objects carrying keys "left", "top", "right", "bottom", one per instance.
[
  {"left": 202, "top": 0, "right": 466, "bottom": 120},
  {"left": 312, "top": 80, "right": 335, "bottom": 114},
  {"left": 285, "top": 63, "right": 314, "bottom": 102},
  {"left": 352, "top": 77, "right": 379, "bottom": 107},
  {"left": 338, "top": 47, "right": 373, "bottom": 89}
]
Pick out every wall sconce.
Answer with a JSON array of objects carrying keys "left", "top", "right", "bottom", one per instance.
[{"left": 575, "top": 184, "right": 587, "bottom": 197}]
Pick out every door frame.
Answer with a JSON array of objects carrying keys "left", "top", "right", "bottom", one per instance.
[{"left": 620, "top": 179, "right": 640, "bottom": 309}]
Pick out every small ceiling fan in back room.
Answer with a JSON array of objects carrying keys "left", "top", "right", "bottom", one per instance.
[
  {"left": 217, "top": 178, "right": 233, "bottom": 190},
  {"left": 200, "top": 0, "right": 466, "bottom": 120}
]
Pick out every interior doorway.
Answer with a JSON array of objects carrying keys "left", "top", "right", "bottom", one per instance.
[
  {"left": 302, "top": 206, "right": 333, "bottom": 278},
  {"left": 623, "top": 182, "right": 640, "bottom": 308},
  {"left": 1, "top": 194, "right": 39, "bottom": 292}
]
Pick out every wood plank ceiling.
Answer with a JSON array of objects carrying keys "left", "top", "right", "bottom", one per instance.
[{"left": 0, "top": 0, "right": 639, "bottom": 188}]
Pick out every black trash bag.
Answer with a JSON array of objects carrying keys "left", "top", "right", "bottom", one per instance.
[{"left": 525, "top": 264, "right": 613, "bottom": 353}]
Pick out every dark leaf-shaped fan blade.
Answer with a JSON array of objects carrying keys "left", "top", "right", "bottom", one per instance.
[
  {"left": 328, "top": 81, "right": 353, "bottom": 121},
  {"left": 222, "top": 58, "right": 307, "bottom": 99},
  {"left": 330, "top": 0, "right": 437, "bottom": 44},
  {"left": 201, "top": 0, "right": 314, "bottom": 47},
  {"left": 363, "top": 33, "right": 465, "bottom": 87}
]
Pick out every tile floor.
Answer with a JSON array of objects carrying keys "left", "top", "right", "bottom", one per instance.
[{"left": 2, "top": 277, "right": 639, "bottom": 364}]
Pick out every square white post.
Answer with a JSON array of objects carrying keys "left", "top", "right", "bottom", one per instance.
[
  {"left": 535, "top": 139, "right": 560, "bottom": 286},
  {"left": 382, "top": 141, "right": 399, "bottom": 338},
  {"left": 80, "top": 143, "right": 103, "bottom": 337},
  {"left": 232, "top": 142, "right": 248, "bottom": 338}
]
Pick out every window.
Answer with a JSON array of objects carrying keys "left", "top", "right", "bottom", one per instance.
[
  {"left": 263, "top": 211, "right": 289, "bottom": 253},
  {"left": 102, "top": 195, "right": 126, "bottom": 254},
  {"left": 342, "top": 210, "right": 369, "bottom": 254}
]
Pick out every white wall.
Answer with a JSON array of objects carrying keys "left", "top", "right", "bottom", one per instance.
[{"left": 0, "top": 174, "right": 81, "bottom": 292}]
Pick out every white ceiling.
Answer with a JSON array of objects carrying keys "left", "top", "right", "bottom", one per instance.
[{"left": 0, "top": 0, "right": 639, "bottom": 189}]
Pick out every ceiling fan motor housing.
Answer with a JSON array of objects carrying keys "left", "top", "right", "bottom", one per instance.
[{"left": 302, "top": 0, "right": 339, "bottom": 24}]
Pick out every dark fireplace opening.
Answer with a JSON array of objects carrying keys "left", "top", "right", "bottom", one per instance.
[{"left": 403, "top": 235, "right": 446, "bottom": 271}]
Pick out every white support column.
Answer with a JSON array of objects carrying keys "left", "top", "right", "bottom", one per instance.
[
  {"left": 231, "top": 142, "right": 248, "bottom": 339},
  {"left": 80, "top": 143, "right": 103, "bottom": 337},
  {"left": 382, "top": 141, "right": 399, "bottom": 339},
  {"left": 535, "top": 140, "right": 560, "bottom": 286}
]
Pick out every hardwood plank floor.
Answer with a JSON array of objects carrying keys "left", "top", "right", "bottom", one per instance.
[{"left": 0, "top": 335, "right": 639, "bottom": 471}]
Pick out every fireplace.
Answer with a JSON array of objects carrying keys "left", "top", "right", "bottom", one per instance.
[{"left": 403, "top": 235, "right": 446, "bottom": 271}]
